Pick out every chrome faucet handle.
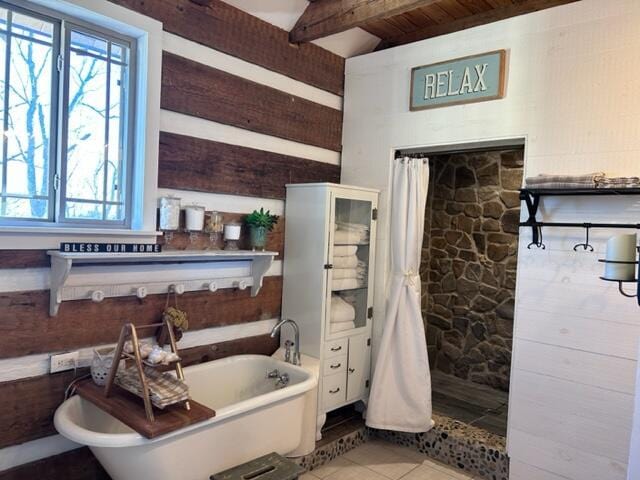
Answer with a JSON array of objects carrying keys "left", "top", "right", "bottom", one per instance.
[
  {"left": 275, "top": 372, "right": 290, "bottom": 389},
  {"left": 267, "top": 368, "right": 280, "bottom": 379}
]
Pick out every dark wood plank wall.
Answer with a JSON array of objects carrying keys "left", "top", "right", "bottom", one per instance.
[
  {"left": 0, "top": 334, "right": 279, "bottom": 451},
  {"left": 0, "top": 276, "right": 282, "bottom": 359},
  {"left": 0, "top": 448, "right": 110, "bottom": 480},
  {"left": 162, "top": 53, "right": 343, "bottom": 152},
  {"left": 158, "top": 132, "right": 341, "bottom": 199},
  {"left": 108, "top": 0, "right": 344, "bottom": 95},
  {"left": 0, "top": 0, "right": 344, "bottom": 472}
]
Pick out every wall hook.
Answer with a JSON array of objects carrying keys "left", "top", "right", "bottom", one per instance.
[
  {"left": 91, "top": 290, "right": 105, "bottom": 303},
  {"left": 527, "top": 225, "right": 546, "bottom": 249},
  {"left": 573, "top": 224, "right": 594, "bottom": 252}
]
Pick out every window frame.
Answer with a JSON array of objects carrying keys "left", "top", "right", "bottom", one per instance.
[
  {"left": 0, "top": 0, "right": 137, "bottom": 229},
  {"left": 58, "top": 20, "right": 137, "bottom": 228}
]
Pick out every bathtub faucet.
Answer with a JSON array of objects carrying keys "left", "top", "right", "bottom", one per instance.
[{"left": 270, "top": 318, "right": 301, "bottom": 366}]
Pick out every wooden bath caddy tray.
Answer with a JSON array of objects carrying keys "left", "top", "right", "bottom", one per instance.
[{"left": 76, "top": 380, "right": 215, "bottom": 439}]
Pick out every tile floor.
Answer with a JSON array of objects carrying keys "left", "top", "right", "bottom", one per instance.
[
  {"left": 301, "top": 439, "right": 481, "bottom": 480},
  {"left": 431, "top": 371, "right": 509, "bottom": 437}
]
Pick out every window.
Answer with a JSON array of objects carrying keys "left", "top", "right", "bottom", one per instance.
[{"left": 0, "top": 1, "right": 135, "bottom": 228}]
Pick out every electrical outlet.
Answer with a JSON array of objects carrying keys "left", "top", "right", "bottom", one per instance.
[{"left": 50, "top": 351, "right": 79, "bottom": 374}]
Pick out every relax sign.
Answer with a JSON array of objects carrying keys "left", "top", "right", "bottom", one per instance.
[{"left": 410, "top": 50, "right": 506, "bottom": 111}]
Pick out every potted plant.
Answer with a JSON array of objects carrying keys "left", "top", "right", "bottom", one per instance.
[{"left": 245, "top": 208, "right": 279, "bottom": 251}]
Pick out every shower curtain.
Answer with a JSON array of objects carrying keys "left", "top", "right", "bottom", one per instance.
[{"left": 366, "top": 157, "right": 433, "bottom": 432}]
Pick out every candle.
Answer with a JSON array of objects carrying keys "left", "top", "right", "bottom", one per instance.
[
  {"left": 224, "top": 223, "right": 241, "bottom": 240},
  {"left": 185, "top": 205, "right": 205, "bottom": 231},
  {"left": 604, "top": 233, "right": 637, "bottom": 281},
  {"left": 159, "top": 196, "right": 180, "bottom": 230}
]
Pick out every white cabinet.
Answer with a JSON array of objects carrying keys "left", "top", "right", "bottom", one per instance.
[
  {"left": 281, "top": 183, "right": 378, "bottom": 439},
  {"left": 346, "top": 334, "right": 371, "bottom": 403}
]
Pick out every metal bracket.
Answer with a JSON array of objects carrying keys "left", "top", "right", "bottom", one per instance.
[{"left": 520, "top": 190, "right": 545, "bottom": 249}]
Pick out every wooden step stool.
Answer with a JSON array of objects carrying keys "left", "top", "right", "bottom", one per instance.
[{"left": 211, "top": 452, "right": 305, "bottom": 480}]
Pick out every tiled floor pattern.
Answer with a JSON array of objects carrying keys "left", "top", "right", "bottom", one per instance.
[{"left": 302, "top": 439, "right": 480, "bottom": 480}]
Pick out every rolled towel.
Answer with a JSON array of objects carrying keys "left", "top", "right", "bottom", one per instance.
[
  {"left": 333, "top": 245, "right": 358, "bottom": 257},
  {"left": 332, "top": 278, "right": 361, "bottom": 291},
  {"left": 331, "top": 321, "right": 356, "bottom": 333},
  {"left": 331, "top": 295, "right": 356, "bottom": 323},
  {"left": 334, "top": 255, "right": 358, "bottom": 268}
]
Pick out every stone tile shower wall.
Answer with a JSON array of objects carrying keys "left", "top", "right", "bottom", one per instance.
[{"left": 421, "top": 149, "right": 523, "bottom": 392}]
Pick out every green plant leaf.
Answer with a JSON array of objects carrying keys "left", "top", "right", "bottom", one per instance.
[{"left": 245, "top": 208, "right": 279, "bottom": 231}]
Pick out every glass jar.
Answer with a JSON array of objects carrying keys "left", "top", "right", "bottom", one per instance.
[{"left": 159, "top": 196, "right": 180, "bottom": 231}]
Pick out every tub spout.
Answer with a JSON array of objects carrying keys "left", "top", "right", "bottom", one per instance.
[{"left": 270, "top": 319, "right": 301, "bottom": 366}]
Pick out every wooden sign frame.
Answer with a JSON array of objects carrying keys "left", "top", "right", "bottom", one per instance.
[{"left": 410, "top": 49, "right": 507, "bottom": 111}]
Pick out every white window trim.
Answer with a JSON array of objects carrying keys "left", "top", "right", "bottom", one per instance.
[{"left": 0, "top": 0, "right": 162, "bottom": 248}]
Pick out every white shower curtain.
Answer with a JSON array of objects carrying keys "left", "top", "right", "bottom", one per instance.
[{"left": 366, "top": 157, "right": 433, "bottom": 432}]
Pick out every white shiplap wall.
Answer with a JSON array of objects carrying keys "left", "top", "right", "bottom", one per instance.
[{"left": 340, "top": 0, "right": 640, "bottom": 478}]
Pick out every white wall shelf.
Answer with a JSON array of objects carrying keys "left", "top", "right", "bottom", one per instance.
[{"left": 47, "top": 250, "right": 277, "bottom": 316}]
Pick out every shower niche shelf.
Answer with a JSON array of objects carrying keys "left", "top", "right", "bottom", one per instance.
[{"left": 47, "top": 250, "right": 277, "bottom": 316}]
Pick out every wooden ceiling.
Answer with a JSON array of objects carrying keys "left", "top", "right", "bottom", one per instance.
[{"left": 290, "top": 0, "right": 580, "bottom": 51}]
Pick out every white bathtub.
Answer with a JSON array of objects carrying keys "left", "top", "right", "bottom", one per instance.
[{"left": 54, "top": 355, "right": 317, "bottom": 480}]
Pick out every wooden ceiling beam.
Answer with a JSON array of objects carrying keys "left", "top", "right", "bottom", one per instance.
[
  {"left": 290, "top": 0, "right": 439, "bottom": 43},
  {"left": 376, "top": 0, "right": 580, "bottom": 49}
]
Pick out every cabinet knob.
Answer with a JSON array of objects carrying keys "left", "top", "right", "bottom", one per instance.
[{"left": 349, "top": 368, "right": 355, "bottom": 374}]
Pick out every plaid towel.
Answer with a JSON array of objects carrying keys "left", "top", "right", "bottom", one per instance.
[
  {"left": 524, "top": 181, "right": 598, "bottom": 190},
  {"left": 525, "top": 172, "right": 605, "bottom": 189},
  {"left": 597, "top": 177, "right": 640, "bottom": 188},
  {"left": 116, "top": 366, "right": 189, "bottom": 409}
]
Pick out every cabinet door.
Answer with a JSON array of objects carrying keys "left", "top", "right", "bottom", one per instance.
[
  {"left": 325, "top": 193, "right": 374, "bottom": 339},
  {"left": 346, "top": 334, "right": 371, "bottom": 402}
]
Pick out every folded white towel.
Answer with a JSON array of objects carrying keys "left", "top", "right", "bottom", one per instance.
[
  {"left": 331, "top": 321, "right": 356, "bottom": 333},
  {"left": 336, "top": 221, "right": 369, "bottom": 232},
  {"left": 331, "top": 295, "right": 356, "bottom": 323},
  {"left": 333, "top": 268, "right": 366, "bottom": 280},
  {"left": 334, "top": 229, "right": 368, "bottom": 245},
  {"left": 333, "top": 245, "right": 358, "bottom": 257},
  {"left": 334, "top": 255, "right": 358, "bottom": 269},
  {"left": 332, "top": 278, "right": 361, "bottom": 291}
]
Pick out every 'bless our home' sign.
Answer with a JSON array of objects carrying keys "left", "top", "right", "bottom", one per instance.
[{"left": 410, "top": 50, "right": 506, "bottom": 111}]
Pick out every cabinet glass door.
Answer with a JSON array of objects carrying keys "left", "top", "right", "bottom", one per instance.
[{"left": 326, "top": 196, "right": 372, "bottom": 337}]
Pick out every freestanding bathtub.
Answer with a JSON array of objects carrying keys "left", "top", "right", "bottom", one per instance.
[{"left": 54, "top": 355, "right": 317, "bottom": 480}]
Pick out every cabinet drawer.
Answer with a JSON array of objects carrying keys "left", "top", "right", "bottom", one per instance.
[
  {"left": 322, "top": 372, "right": 347, "bottom": 410},
  {"left": 323, "top": 355, "right": 347, "bottom": 376},
  {"left": 324, "top": 338, "right": 348, "bottom": 358}
]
